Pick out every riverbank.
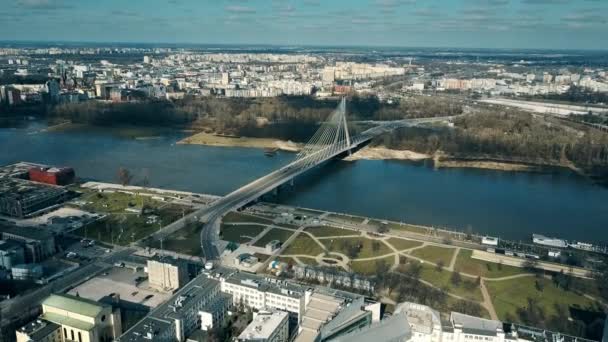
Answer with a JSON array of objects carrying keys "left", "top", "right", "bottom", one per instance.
[
  {"left": 345, "top": 146, "right": 430, "bottom": 161},
  {"left": 177, "top": 132, "right": 302, "bottom": 152}
]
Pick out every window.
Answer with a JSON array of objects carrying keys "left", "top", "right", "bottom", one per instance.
[
  {"left": 78, "top": 332, "right": 82, "bottom": 342},
  {"left": 64, "top": 328, "right": 67, "bottom": 338},
  {"left": 71, "top": 330, "right": 74, "bottom": 341}
]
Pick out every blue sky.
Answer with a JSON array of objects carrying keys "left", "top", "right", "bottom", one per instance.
[{"left": 2, "top": 0, "right": 607, "bottom": 49}]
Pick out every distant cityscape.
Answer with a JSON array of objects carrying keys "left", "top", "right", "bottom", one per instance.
[{"left": 1, "top": 46, "right": 608, "bottom": 107}]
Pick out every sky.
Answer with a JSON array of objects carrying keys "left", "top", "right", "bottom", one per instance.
[{"left": 1, "top": 0, "right": 607, "bottom": 50}]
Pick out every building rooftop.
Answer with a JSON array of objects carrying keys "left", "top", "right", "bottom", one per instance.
[
  {"left": 224, "top": 271, "right": 306, "bottom": 299},
  {"left": 395, "top": 302, "right": 441, "bottom": 335},
  {"left": 0, "top": 239, "right": 23, "bottom": 252},
  {"left": 0, "top": 177, "right": 67, "bottom": 202},
  {"left": 0, "top": 223, "right": 54, "bottom": 241},
  {"left": 119, "top": 273, "right": 221, "bottom": 342},
  {"left": 451, "top": 312, "right": 502, "bottom": 336},
  {"left": 238, "top": 310, "right": 288, "bottom": 340},
  {"left": 0, "top": 162, "right": 46, "bottom": 179},
  {"left": 17, "top": 319, "right": 60, "bottom": 340},
  {"left": 41, "top": 312, "right": 95, "bottom": 332},
  {"left": 330, "top": 311, "right": 411, "bottom": 342},
  {"left": 42, "top": 293, "right": 106, "bottom": 319}
]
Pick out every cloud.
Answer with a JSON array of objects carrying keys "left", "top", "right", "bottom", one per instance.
[
  {"left": 15, "top": 0, "right": 71, "bottom": 10},
  {"left": 521, "top": 0, "right": 569, "bottom": 4},
  {"left": 225, "top": 5, "right": 256, "bottom": 13},
  {"left": 412, "top": 7, "right": 439, "bottom": 17},
  {"left": 110, "top": 10, "right": 139, "bottom": 17},
  {"left": 373, "top": 0, "right": 415, "bottom": 13}
]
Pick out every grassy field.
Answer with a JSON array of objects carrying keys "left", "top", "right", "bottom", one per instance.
[
  {"left": 386, "top": 238, "right": 423, "bottom": 251},
  {"left": 74, "top": 189, "right": 191, "bottom": 246},
  {"left": 222, "top": 212, "right": 275, "bottom": 225},
  {"left": 416, "top": 263, "right": 484, "bottom": 302},
  {"left": 148, "top": 222, "right": 203, "bottom": 256},
  {"left": 410, "top": 245, "right": 456, "bottom": 266},
  {"left": 282, "top": 234, "right": 325, "bottom": 256},
  {"left": 253, "top": 229, "right": 295, "bottom": 247},
  {"left": 351, "top": 255, "right": 394, "bottom": 276},
  {"left": 454, "top": 249, "right": 526, "bottom": 278},
  {"left": 486, "top": 276, "right": 598, "bottom": 323},
  {"left": 296, "top": 256, "right": 320, "bottom": 266},
  {"left": 322, "top": 237, "right": 392, "bottom": 259},
  {"left": 305, "top": 226, "right": 359, "bottom": 237},
  {"left": 220, "top": 224, "right": 266, "bottom": 243}
]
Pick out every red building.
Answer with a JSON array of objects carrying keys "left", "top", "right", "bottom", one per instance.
[{"left": 28, "top": 167, "right": 75, "bottom": 186}]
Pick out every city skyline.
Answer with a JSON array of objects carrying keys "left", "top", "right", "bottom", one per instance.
[{"left": 2, "top": 0, "right": 608, "bottom": 50}]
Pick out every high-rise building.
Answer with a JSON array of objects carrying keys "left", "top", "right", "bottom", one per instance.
[
  {"left": 221, "top": 72, "right": 230, "bottom": 85},
  {"left": 147, "top": 257, "right": 189, "bottom": 292}
]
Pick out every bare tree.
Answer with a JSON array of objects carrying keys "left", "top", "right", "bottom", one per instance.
[{"left": 117, "top": 167, "right": 133, "bottom": 186}]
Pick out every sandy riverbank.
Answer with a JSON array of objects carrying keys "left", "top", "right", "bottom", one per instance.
[
  {"left": 345, "top": 147, "right": 430, "bottom": 161},
  {"left": 177, "top": 132, "right": 302, "bottom": 152}
]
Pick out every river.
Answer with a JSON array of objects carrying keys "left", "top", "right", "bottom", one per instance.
[{"left": 1, "top": 122, "right": 607, "bottom": 243}]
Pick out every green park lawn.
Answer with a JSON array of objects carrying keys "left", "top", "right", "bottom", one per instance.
[
  {"left": 305, "top": 225, "right": 359, "bottom": 237},
  {"left": 147, "top": 222, "right": 203, "bottom": 256},
  {"left": 486, "top": 276, "right": 599, "bottom": 323},
  {"left": 220, "top": 224, "right": 266, "bottom": 243},
  {"left": 322, "top": 237, "right": 392, "bottom": 259},
  {"left": 416, "top": 263, "right": 484, "bottom": 302},
  {"left": 351, "top": 255, "right": 395, "bottom": 276},
  {"left": 386, "top": 238, "right": 423, "bottom": 251},
  {"left": 454, "top": 249, "right": 526, "bottom": 278},
  {"left": 410, "top": 245, "right": 456, "bottom": 266},
  {"left": 282, "top": 233, "right": 325, "bottom": 256},
  {"left": 253, "top": 228, "right": 295, "bottom": 247}
]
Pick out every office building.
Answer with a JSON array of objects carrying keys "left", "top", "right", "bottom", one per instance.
[
  {"left": 220, "top": 272, "right": 308, "bottom": 321},
  {"left": 0, "top": 225, "right": 56, "bottom": 263},
  {"left": 119, "top": 273, "right": 230, "bottom": 342},
  {"left": 294, "top": 289, "right": 372, "bottom": 342},
  {"left": 238, "top": 310, "right": 289, "bottom": 342},
  {"left": 12, "top": 263, "right": 43, "bottom": 280},
  {"left": 395, "top": 302, "right": 442, "bottom": 342},
  {"left": 147, "top": 257, "right": 189, "bottom": 292},
  {"left": 0, "top": 178, "right": 70, "bottom": 218},
  {"left": 0, "top": 240, "right": 26, "bottom": 269}
]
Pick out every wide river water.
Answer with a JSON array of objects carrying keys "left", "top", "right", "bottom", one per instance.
[{"left": 2, "top": 122, "right": 607, "bottom": 243}]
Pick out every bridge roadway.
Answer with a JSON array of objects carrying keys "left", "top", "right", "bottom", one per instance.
[{"left": 156, "top": 116, "right": 454, "bottom": 260}]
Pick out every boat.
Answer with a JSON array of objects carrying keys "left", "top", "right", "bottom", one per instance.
[
  {"left": 532, "top": 234, "right": 567, "bottom": 248},
  {"left": 264, "top": 148, "right": 278, "bottom": 157}
]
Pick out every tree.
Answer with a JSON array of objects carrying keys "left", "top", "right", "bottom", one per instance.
[
  {"left": 372, "top": 241, "right": 381, "bottom": 253},
  {"left": 523, "top": 259, "right": 540, "bottom": 273},
  {"left": 377, "top": 224, "right": 389, "bottom": 234},
  {"left": 450, "top": 271, "right": 462, "bottom": 286},
  {"left": 436, "top": 260, "right": 445, "bottom": 272},
  {"left": 117, "top": 167, "right": 133, "bottom": 186}
]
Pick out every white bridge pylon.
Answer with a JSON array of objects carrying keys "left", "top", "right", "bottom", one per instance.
[{"left": 294, "top": 97, "right": 353, "bottom": 168}]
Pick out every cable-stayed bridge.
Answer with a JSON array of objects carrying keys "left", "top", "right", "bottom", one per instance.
[{"left": 156, "top": 98, "right": 455, "bottom": 260}]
